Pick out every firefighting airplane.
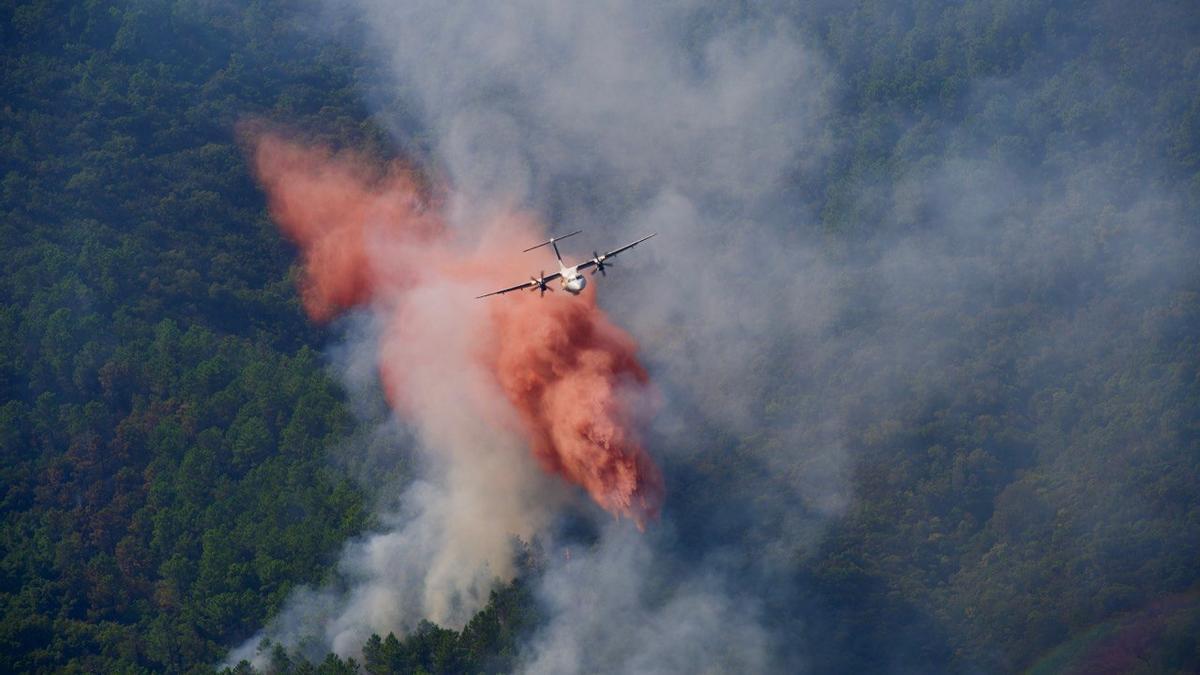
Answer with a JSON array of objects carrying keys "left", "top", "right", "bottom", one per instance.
[{"left": 475, "top": 230, "right": 657, "bottom": 299}]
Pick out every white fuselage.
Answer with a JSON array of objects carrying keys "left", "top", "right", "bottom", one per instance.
[{"left": 560, "top": 265, "right": 587, "bottom": 294}]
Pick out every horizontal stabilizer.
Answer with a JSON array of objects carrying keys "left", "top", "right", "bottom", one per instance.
[{"left": 522, "top": 229, "right": 582, "bottom": 252}]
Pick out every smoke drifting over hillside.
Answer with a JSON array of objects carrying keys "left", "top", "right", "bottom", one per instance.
[
  {"left": 227, "top": 132, "right": 663, "bottom": 664},
  {"left": 232, "top": 1, "right": 1197, "bottom": 672},
  {"left": 287, "top": 6, "right": 844, "bottom": 668}
]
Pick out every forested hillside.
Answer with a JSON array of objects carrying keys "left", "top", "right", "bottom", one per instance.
[
  {"left": 777, "top": 2, "right": 1200, "bottom": 671},
  {"left": 0, "top": 1, "right": 378, "bottom": 670},
  {"left": 2, "top": 0, "right": 1198, "bottom": 673}
]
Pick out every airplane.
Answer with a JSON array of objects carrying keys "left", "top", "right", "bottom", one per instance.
[{"left": 476, "top": 230, "right": 657, "bottom": 299}]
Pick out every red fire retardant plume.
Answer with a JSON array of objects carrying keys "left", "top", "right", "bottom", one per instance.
[{"left": 246, "top": 129, "right": 664, "bottom": 526}]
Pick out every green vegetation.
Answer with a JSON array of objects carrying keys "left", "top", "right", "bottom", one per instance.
[
  {"left": 2, "top": 0, "right": 1197, "bottom": 673},
  {"left": 677, "top": 2, "right": 1200, "bottom": 672},
  {"left": 223, "top": 580, "right": 534, "bottom": 675},
  {"left": 239, "top": 576, "right": 537, "bottom": 675},
  {"left": 0, "top": 0, "right": 378, "bottom": 671},
  {"left": 226, "top": 547, "right": 544, "bottom": 675},
  {"left": 356, "top": 578, "right": 538, "bottom": 675}
]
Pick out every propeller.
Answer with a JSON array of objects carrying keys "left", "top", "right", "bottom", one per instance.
[
  {"left": 590, "top": 251, "right": 612, "bottom": 276},
  {"left": 530, "top": 271, "right": 553, "bottom": 296}
]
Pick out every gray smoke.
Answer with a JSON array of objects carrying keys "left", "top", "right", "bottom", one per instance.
[
  {"left": 227, "top": 293, "right": 569, "bottom": 667},
  {"left": 328, "top": 3, "right": 846, "bottom": 671},
  {"left": 520, "top": 523, "right": 771, "bottom": 675},
  {"left": 227, "top": 3, "right": 845, "bottom": 670},
  {"left": 232, "top": 1, "right": 1196, "bottom": 671}
]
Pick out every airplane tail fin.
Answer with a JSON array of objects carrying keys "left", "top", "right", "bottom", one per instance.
[{"left": 523, "top": 229, "right": 581, "bottom": 263}]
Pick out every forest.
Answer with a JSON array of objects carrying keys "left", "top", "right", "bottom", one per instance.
[{"left": 2, "top": 0, "right": 1198, "bottom": 673}]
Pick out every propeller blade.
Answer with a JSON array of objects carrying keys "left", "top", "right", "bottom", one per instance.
[{"left": 589, "top": 252, "right": 612, "bottom": 276}]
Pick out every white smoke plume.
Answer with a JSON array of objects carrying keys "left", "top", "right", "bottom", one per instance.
[
  {"left": 228, "top": 288, "right": 568, "bottom": 666},
  {"left": 230, "top": 0, "right": 1197, "bottom": 672},
  {"left": 228, "top": 2, "right": 841, "bottom": 670}
]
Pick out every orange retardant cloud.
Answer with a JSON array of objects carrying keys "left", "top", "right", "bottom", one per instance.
[
  {"left": 245, "top": 128, "right": 663, "bottom": 526},
  {"left": 490, "top": 296, "right": 662, "bottom": 522},
  {"left": 249, "top": 130, "right": 444, "bottom": 321}
]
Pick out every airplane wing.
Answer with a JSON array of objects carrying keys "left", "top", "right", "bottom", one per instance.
[
  {"left": 576, "top": 233, "right": 657, "bottom": 272},
  {"left": 475, "top": 271, "right": 562, "bottom": 299}
]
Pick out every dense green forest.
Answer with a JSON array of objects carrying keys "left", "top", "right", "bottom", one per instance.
[
  {"left": 2, "top": 0, "right": 1198, "bottom": 673},
  {"left": 0, "top": 1, "right": 377, "bottom": 670}
]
